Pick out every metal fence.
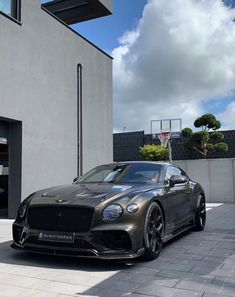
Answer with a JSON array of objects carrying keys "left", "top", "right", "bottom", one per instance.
[{"left": 113, "top": 130, "right": 235, "bottom": 162}]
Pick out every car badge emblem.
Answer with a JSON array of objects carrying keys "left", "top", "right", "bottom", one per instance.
[{"left": 56, "top": 199, "right": 66, "bottom": 203}]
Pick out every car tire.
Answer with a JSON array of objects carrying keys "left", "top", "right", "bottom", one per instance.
[
  {"left": 143, "top": 202, "right": 164, "bottom": 260},
  {"left": 194, "top": 194, "right": 206, "bottom": 231}
]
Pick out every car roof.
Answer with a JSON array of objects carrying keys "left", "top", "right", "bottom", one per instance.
[{"left": 98, "top": 161, "right": 171, "bottom": 167}]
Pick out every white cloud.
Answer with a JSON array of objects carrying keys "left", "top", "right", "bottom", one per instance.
[{"left": 112, "top": 0, "right": 235, "bottom": 133}]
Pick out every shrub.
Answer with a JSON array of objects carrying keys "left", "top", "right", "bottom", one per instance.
[
  {"left": 182, "top": 113, "right": 228, "bottom": 158},
  {"left": 210, "top": 131, "right": 224, "bottom": 141},
  {"left": 214, "top": 143, "right": 228, "bottom": 152},
  {"left": 182, "top": 128, "right": 193, "bottom": 138},
  {"left": 139, "top": 144, "right": 169, "bottom": 161}
]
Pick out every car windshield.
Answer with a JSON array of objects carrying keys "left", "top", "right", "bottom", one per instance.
[{"left": 76, "top": 163, "right": 162, "bottom": 184}]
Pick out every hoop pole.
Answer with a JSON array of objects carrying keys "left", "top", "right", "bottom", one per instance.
[{"left": 168, "top": 140, "right": 172, "bottom": 163}]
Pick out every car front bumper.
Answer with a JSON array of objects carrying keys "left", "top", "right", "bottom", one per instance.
[{"left": 11, "top": 222, "right": 145, "bottom": 260}]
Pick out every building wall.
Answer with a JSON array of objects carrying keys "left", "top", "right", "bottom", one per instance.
[
  {"left": 0, "top": 0, "right": 112, "bottom": 216},
  {"left": 174, "top": 159, "right": 235, "bottom": 203}
]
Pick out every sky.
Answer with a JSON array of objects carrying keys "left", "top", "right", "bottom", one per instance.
[
  {"left": 72, "top": 0, "right": 147, "bottom": 52},
  {"left": 40, "top": 0, "right": 235, "bottom": 133}
]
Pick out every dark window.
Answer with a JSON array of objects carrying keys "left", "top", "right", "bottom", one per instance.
[
  {"left": 165, "top": 166, "right": 182, "bottom": 180},
  {"left": 0, "top": 0, "right": 21, "bottom": 21},
  {"left": 77, "top": 163, "right": 162, "bottom": 184},
  {"left": 180, "top": 169, "right": 189, "bottom": 179}
]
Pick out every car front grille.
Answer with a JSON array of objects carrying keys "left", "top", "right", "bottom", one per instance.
[{"left": 27, "top": 205, "right": 94, "bottom": 233}]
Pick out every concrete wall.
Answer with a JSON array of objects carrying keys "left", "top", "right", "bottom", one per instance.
[
  {"left": 0, "top": 0, "right": 112, "bottom": 217},
  {"left": 174, "top": 159, "right": 235, "bottom": 203}
]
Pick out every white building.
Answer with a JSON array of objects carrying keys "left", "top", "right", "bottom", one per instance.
[{"left": 0, "top": 0, "right": 113, "bottom": 218}]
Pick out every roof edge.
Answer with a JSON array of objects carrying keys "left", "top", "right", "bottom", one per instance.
[
  {"left": 41, "top": 6, "right": 113, "bottom": 60},
  {"left": 42, "top": 0, "right": 112, "bottom": 25}
]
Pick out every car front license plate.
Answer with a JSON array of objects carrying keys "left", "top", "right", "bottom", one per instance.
[{"left": 38, "top": 231, "right": 75, "bottom": 243}]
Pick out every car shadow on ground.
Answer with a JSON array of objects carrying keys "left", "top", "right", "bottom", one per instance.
[
  {"left": 0, "top": 204, "right": 234, "bottom": 297},
  {"left": 0, "top": 240, "right": 132, "bottom": 272},
  {"left": 0, "top": 228, "right": 199, "bottom": 271}
]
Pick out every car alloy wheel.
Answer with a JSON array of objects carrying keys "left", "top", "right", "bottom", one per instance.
[
  {"left": 195, "top": 194, "right": 206, "bottom": 231},
  {"left": 143, "top": 202, "right": 164, "bottom": 260}
]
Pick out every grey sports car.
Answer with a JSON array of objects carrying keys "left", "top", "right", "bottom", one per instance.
[{"left": 12, "top": 161, "right": 206, "bottom": 260}]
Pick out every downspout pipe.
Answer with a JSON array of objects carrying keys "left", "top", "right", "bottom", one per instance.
[{"left": 77, "top": 64, "right": 83, "bottom": 176}]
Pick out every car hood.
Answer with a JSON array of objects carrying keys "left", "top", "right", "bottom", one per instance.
[{"left": 29, "top": 183, "right": 160, "bottom": 208}]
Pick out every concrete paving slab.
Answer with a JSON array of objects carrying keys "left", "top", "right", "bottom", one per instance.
[{"left": 0, "top": 203, "right": 234, "bottom": 297}]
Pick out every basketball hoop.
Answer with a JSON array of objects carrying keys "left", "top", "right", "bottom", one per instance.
[
  {"left": 151, "top": 118, "right": 182, "bottom": 140},
  {"left": 158, "top": 132, "right": 171, "bottom": 148}
]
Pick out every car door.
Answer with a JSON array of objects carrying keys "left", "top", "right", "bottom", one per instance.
[{"left": 164, "top": 165, "right": 191, "bottom": 234}]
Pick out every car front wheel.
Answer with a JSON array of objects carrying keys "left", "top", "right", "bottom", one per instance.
[
  {"left": 143, "top": 202, "right": 164, "bottom": 260},
  {"left": 194, "top": 194, "right": 206, "bottom": 231}
]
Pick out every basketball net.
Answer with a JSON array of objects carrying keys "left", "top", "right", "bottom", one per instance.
[{"left": 158, "top": 132, "right": 171, "bottom": 148}]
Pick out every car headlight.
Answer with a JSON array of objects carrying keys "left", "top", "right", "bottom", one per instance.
[
  {"left": 18, "top": 203, "right": 27, "bottom": 219},
  {"left": 126, "top": 203, "right": 138, "bottom": 213},
  {"left": 17, "top": 193, "right": 35, "bottom": 220},
  {"left": 103, "top": 204, "right": 123, "bottom": 222}
]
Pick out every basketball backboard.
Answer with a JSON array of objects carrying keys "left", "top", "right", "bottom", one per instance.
[{"left": 151, "top": 118, "right": 182, "bottom": 139}]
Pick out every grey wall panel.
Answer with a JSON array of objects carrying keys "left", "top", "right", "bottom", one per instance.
[
  {"left": 175, "top": 159, "right": 235, "bottom": 203},
  {"left": 0, "top": 0, "right": 112, "bottom": 214},
  {"left": 174, "top": 160, "right": 187, "bottom": 172},
  {"left": 175, "top": 159, "right": 211, "bottom": 202},
  {"left": 209, "top": 159, "right": 234, "bottom": 202}
]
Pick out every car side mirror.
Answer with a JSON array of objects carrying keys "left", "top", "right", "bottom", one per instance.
[
  {"left": 72, "top": 176, "right": 79, "bottom": 184},
  {"left": 169, "top": 175, "right": 187, "bottom": 186}
]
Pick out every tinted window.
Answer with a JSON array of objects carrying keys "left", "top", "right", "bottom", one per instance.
[
  {"left": 165, "top": 166, "right": 182, "bottom": 180},
  {"left": 77, "top": 163, "right": 162, "bottom": 184},
  {"left": 0, "top": 0, "right": 21, "bottom": 21},
  {"left": 0, "top": 0, "right": 11, "bottom": 15},
  {"left": 119, "top": 163, "right": 161, "bottom": 183},
  {"left": 180, "top": 169, "right": 189, "bottom": 179}
]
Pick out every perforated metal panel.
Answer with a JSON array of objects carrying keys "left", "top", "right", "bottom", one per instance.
[
  {"left": 27, "top": 205, "right": 94, "bottom": 233},
  {"left": 113, "top": 131, "right": 144, "bottom": 161},
  {"left": 114, "top": 130, "right": 235, "bottom": 161}
]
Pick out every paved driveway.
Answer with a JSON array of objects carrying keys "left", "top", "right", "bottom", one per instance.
[{"left": 0, "top": 203, "right": 234, "bottom": 297}]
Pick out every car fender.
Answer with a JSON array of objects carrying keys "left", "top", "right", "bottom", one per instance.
[{"left": 192, "top": 183, "right": 206, "bottom": 211}]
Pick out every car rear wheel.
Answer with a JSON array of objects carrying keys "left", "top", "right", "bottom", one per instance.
[
  {"left": 143, "top": 202, "right": 164, "bottom": 260},
  {"left": 194, "top": 194, "right": 206, "bottom": 231}
]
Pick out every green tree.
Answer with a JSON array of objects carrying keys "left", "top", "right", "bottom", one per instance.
[
  {"left": 139, "top": 144, "right": 169, "bottom": 161},
  {"left": 182, "top": 113, "right": 228, "bottom": 158}
]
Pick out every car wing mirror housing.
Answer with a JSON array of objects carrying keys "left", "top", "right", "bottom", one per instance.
[{"left": 169, "top": 175, "right": 187, "bottom": 186}]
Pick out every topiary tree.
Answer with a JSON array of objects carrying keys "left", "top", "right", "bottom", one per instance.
[
  {"left": 182, "top": 113, "right": 228, "bottom": 158},
  {"left": 139, "top": 144, "right": 169, "bottom": 161}
]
